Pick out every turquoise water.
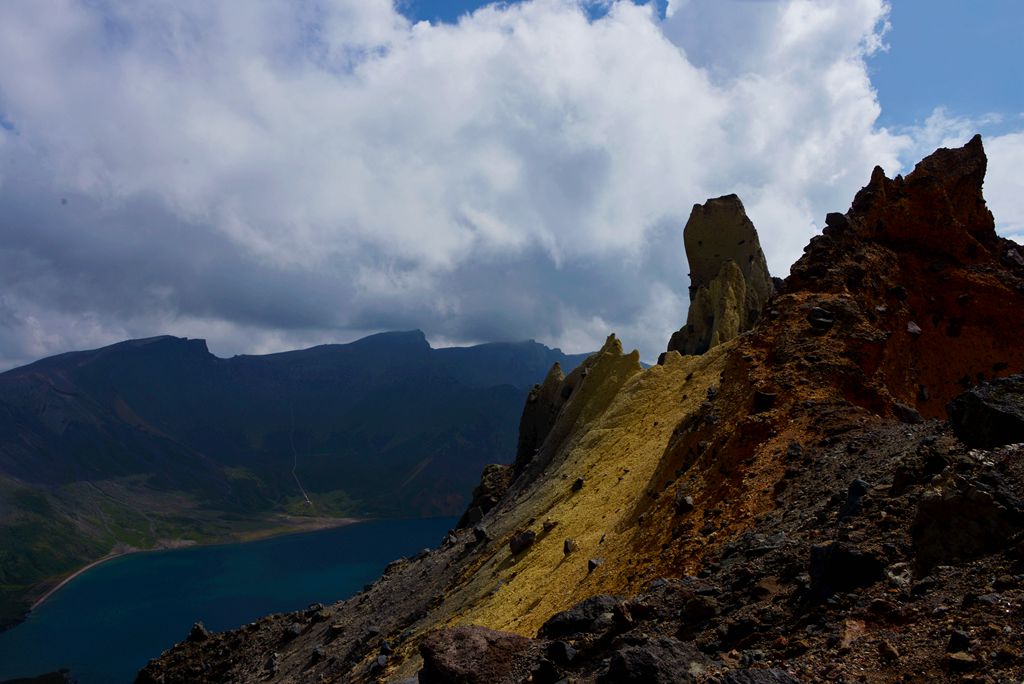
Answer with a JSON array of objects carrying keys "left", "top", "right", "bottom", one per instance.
[{"left": 0, "top": 517, "right": 456, "bottom": 684}]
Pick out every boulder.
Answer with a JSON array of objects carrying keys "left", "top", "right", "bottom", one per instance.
[
  {"left": 809, "top": 542, "right": 884, "bottom": 599},
  {"left": 187, "top": 622, "right": 210, "bottom": 642},
  {"left": 912, "top": 475, "right": 1018, "bottom": 571},
  {"left": 597, "top": 637, "right": 705, "bottom": 684},
  {"left": 948, "top": 375, "right": 1024, "bottom": 449},
  {"left": 674, "top": 491, "right": 695, "bottom": 514},
  {"left": 419, "top": 626, "right": 530, "bottom": 684},
  {"left": 539, "top": 594, "right": 621, "bottom": 638},
  {"left": 837, "top": 479, "right": 870, "bottom": 521},
  {"left": 509, "top": 530, "right": 536, "bottom": 555},
  {"left": 546, "top": 640, "right": 577, "bottom": 665}
]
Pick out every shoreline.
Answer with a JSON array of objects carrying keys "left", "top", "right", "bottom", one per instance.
[
  {"left": 19, "top": 515, "right": 362, "bottom": 622},
  {"left": 29, "top": 552, "right": 128, "bottom": 612}
]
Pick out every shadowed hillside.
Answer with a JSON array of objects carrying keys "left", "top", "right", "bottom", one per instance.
[{"left": 0, "top": 332, "right": 588, "bottom": 629}]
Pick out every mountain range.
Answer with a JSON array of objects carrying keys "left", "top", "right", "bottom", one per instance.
[{"left": 0, "top": 332, "right": 588, "bottom": 629}]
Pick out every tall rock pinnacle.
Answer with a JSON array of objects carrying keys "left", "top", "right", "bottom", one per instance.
[{"left": 666, "top": 194, "right": 774, "bottom": 356}]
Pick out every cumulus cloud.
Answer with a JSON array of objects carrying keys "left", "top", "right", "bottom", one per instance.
[
  {"left": 888, "top": 107, "right": 1024, "bottom": 239},
  {"left": 984, "top": 132, "right": 1024, "bottom": 239},
  {"left": 0, "top": 0, "right": 1019, "bottom": 370}
]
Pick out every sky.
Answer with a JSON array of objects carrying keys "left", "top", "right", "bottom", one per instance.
[{"left": 0, "top": 0, "right": 1022, "bottom": 369}]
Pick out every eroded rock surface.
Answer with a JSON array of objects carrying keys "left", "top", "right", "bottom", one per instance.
[
  {"left": 667, "top": 195, "right": 774, "bottom": 356},
  {"left": 418, "top": 626, "right": 533, "bottom": 684},
  {"left": 948, "top": 374, "right": 1024, "bottom": 448}
]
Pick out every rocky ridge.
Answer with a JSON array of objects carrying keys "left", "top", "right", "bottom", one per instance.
[{"left": 138, "top": 137, "right": 1024, "bottom": 683}]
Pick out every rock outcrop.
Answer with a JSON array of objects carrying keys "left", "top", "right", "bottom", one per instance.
[
  {"left": 667, "top": 195, "right": 774, "bottom": 356},
  {"left": 456, "top": 463, "right": 514, "bottom": 528},
  {"left": 514, "top": 362, "right": 568, "bottom": 475},
  {"left": 418, "top": 626, "right": 533, "bottom": 684},
  {"left": 784, "top": 133, "right": 1024, "bottom": 418},
  {"left": 948, "top": 374, "right": 1024, "bottom": 448}
]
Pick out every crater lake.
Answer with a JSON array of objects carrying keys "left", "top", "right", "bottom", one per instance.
[{"left": 0, "top": 517, "right": 456, "bottom": 684}]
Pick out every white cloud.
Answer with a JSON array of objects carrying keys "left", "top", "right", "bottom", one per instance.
[
  {"left": 892, "top": 108, "right": 1024, "bottom": 239},
  {"left": 0, "top": 0, "right": 1016, "bottom": 369},
  {"left": 986, "top": 131, "right": 1024, "bottom": 237}
]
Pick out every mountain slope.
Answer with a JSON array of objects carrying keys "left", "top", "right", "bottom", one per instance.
[
  {"left": 138, "top": 136, "right": 1024, "bottom": 683},
  {"left": 0, "top": 332, "right": 588, "bottom": 629}
]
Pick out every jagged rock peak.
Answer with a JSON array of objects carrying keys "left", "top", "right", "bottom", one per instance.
[
  {"left": 843, "top": 133, "right": 996, "bottom": 262},
  {"left": 513, "top": 362, "right": 566, "bottom": 476},
  {"left": 666, "top": 194, "right": 774, "bottom": 356},
  {"left": 785, "top": 134, "right": 1024, "bottom": 417},
  {"left": 789, "top": 135, "right": 1011, "bottom": 292},
  {"left": 597, "top": 332, "right": 624, "bottom": 356},
  {"left": 508, "top": 332, "right": 642, "bottom": 493}
]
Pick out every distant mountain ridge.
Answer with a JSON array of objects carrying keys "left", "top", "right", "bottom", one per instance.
[{"left": 0, "top": 331, "right": 589, "bottom": 628}]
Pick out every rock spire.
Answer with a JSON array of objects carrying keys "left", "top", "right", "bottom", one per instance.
[{"left": 666, "top": 194, "right": 774, "bottom": 356}]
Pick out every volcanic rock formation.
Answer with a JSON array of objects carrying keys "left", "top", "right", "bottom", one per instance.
[
  {"left": 667, "top": 194, "right": 775, "bottom": 356},
  {"left": 784, "top": 134, "right": 1024, "bottom": 418},
  {"left": 138, "top": 137, "right": 1024, "bottom": 684}
]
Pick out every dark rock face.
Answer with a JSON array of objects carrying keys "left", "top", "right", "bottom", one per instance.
[
  {"left": 785, "top": 135, "right": 1024, "bottom": 419},
  {"left": 721, "top": 670, "right": 803, "bottom": 684},
  {"left": 597, "top": 637, "right": 704, "bottom": 684},
  {"left": 912, "top": 474, "right": 1021, "bottom": 572},
  {"left": 456, "top": 464, "right": 513, "bottom": 528},
  {"left": 538, "top": 594, "right": 621, "bottom": 638},
  {"left": 514, "top": 363, "right": 568, "bottom": 474},
  {"left": 667, "top": 195, "right": 774, "bottom": 356},
  {"left": 419, "top": 626, "right": 531, "bottom": 684},
  {"left": 809, "top": 542, "right": 884, "bottom": 599},
  {"left": 948, "top": 375, "right": 1024, "bottom": 449},
  {"left": 508, "top": 335, "right": 639, "bottom": 490}
]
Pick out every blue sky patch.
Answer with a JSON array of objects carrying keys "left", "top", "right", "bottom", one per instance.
[
  {"left": 399, "top": 0, "right": 1021, "bottom": 134},
  {"left": 400, "top": 0, "right": 668, "bottom": 24}
]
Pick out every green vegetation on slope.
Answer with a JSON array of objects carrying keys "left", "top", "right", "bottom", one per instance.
[{"left": 0, "top": 331, "right": 588, "bottom": 629}]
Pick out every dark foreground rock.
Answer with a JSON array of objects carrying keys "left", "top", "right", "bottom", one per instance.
[
  {"left": 419, "top": 626, "right": 532, "bottom": 684},
  {"left": 539, "top": 594, "right": 621, "bottom": 638},
  {"left": 597, "top": 637, "right": 705, "bottom": 683},
  {"left": 949, "top": 374, "right": 1024, "bottom": 448}
]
